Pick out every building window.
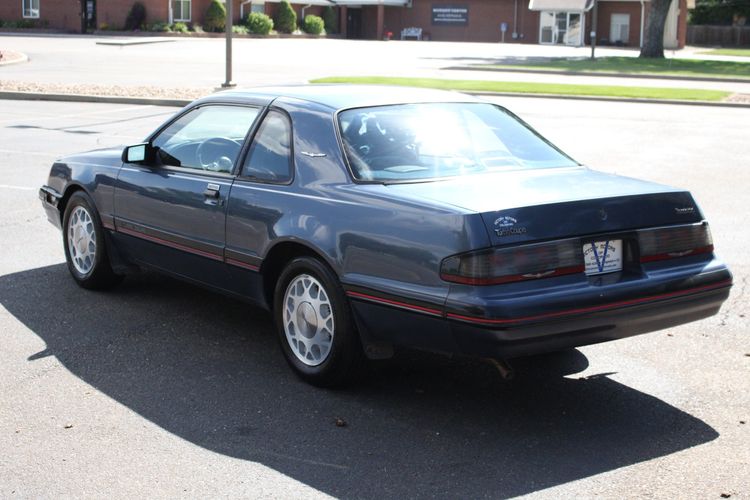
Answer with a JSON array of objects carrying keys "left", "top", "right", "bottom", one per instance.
[
  {"left": 251, "top": 2, "right": 266, "bottom": 13},
  {"left": 22, "top": 0, "right": 40, "bottom": 18},
  {"left": 172, "top": 0, "right": 191, "bottom": 21},
  {"left": 610, "top": 13, "right": 630, "bottom": 44}
]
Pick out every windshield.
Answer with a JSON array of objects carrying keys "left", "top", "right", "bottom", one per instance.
[{"left": 338, "top": 102, "right": 578, "bottom": 182}]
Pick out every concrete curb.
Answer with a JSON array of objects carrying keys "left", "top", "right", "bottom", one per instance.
[
  {"left": 0, "top": 52, "right": 29, "bottom": 66},
  {"left": 0, "top": 90, "right": 190, "bottom": 107},
  {"left": 445, "top": 65, "right": 750, "bottom": 84},
  {"left": 467, "top": 91, "right": 750, "bottom": 108},
  {"left": 1, "top": 88, "right": 749, "bottom": 109},
  {"left": 95, "top": 39, "right": 177, "bottom": 46}
]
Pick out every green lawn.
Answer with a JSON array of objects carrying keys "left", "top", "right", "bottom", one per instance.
[
  {"left": 469, "top": 56, "right": 750, "bottom": 79},
  {"left": 311, "top": 76, "right": 731, "bottom": 101},
  {"left": 698, "top": 48, "right": 750, "bottom": 58}
]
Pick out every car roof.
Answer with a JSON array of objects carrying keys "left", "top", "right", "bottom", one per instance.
[{"left": 203, "top": 84, "right": 482, "bottom": 110}]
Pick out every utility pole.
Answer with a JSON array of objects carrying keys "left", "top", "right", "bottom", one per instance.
[
  {"left": 222, "top": 0, "right": 236, "bottom": 88},
  {"left": 590, "top": 0, "right": 598, "bottom": 60}
]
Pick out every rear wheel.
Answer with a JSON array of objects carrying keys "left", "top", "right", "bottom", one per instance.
[
  {"left": 62, "top": 191, "right": 123, "bottom": 290},
  {"left": 274, "top": 257, "right": 363, "bottom": 387}
]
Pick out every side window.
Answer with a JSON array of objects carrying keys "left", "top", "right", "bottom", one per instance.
[
  {"left": 151, "top": 105, "right": 259, "bottom": 173},
  {"left": 242, "top": 111, "right": 293, "bottom": 183}
]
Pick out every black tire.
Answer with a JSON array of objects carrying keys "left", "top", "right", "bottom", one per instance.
[
  {"left": 62, "top": 191, "right": 123, "bottom": 290},
  {"left": 273, "top": 256, "right": 363, "bottom": 387}
]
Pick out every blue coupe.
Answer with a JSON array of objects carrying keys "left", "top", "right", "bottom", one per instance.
[{"left": 40, "top": 85, "right": 732, "bottom": 386}]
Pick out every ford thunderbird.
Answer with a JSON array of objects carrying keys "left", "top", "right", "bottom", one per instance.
[{"left": 40, "top": 85, "right": 732, "bottom": 386}]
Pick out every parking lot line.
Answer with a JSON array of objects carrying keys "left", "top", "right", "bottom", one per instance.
[{"left": 0, "top": 148, "right": 59, "bottom": 157}]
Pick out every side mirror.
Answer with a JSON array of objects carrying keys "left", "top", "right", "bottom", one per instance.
[{"left": 122, "top": 143, "right": 155, "bottom": 164}]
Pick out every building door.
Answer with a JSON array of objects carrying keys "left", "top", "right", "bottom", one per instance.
[
  {"left": 610, "top": 13, "right": 630, "bottom": 44},
  {"left": 80, "top": 0, "right": 96, "bottom": 33},
  {"left": 540, "top": 11, "right": 583, "bottom": 45},
  {"left": 347, "top": 8, "right": 362, "bottom": 39}
]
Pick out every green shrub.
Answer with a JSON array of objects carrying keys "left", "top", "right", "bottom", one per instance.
[
  {"left": 245, "top": 12, "right": 273, "bottom": 34},
  {"left": 204, "top": 0, "right": 226, "bottom": 32},
  {"left": 275, "top": 0, "right": 297, "bottom": 34},
  {"left": 124, "top": 1, "right": 147, "bottom": 30},
  {"left": 192, "top": 24, "right": 204, "bottom": 33},
  {"left": 322, "top": 6, "right": 336, "bottom": 34},
  {"left": 302, "top": 14, "right": 324, "bottom": 35},
  {"left": 171, "top": 21, "right": 189, "bottom": 32},
  {"left": 16, "top": 19, "right": 37, "bottom": 28},
  {"left": 149, "top": 21, "right": 171, "bottom": 32},
  {"left": 232, "top": 24, "right": 248, "bottom": 34}
]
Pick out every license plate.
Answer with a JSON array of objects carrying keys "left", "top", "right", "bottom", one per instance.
[{"left": 583, "top": 239, "right": 623, "bottom": 276}]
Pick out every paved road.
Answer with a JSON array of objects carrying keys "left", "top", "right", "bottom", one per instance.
[
  {"left": 1, "top": 34, "right": 750, "bottom": 93},
  {"left": 0, "top": 99, "right": 748, "bottom": 498}
]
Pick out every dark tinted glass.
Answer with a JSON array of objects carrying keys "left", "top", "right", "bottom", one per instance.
[
  {"left": 242, "top": 111, "right": 293, "bottom": 183},
  {"left": 338, "top": 103, "right": 577, "bottom": 182}
]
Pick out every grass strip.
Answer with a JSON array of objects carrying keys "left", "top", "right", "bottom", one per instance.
[
  {"left": 311, "top": 76, "right": 730, "bottom": 101},
  {"left": 698, "top": 49, "right": 750, "bottom": 58},
  {"left": 472, "top": 56, "right": 750, "bottom": 79}
]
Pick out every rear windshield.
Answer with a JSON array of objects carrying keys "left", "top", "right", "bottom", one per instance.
[{"left": 338, "top": 102, "right": 578, "bottom": 182}]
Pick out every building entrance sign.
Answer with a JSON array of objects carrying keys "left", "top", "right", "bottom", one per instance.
[{"left": 432, "top": 4, "right": 469, "bottom": 25}]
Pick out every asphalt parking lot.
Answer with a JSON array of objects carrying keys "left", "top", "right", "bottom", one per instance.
[
  {"left": 0, "top": 98, "right": 748, "bottom": 498},
  {"left": 2, "top": 35, "right": 750, "bottom": 94}
]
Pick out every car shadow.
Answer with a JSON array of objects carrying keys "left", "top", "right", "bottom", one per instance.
[{"left": 1, "top": 264, "right": 718, "bottom": 498}]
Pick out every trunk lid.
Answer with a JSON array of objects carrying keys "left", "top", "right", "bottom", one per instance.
[{"left": 384, "top": 167, "right": 703, "bottom": 246}]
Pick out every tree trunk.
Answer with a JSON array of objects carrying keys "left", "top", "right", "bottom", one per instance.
[{"left": 640, "top": 0, "right": 673, "bottom": 58}]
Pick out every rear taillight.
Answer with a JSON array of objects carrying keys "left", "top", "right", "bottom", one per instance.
[
  {"left": 440, "top": 239, "right": 583, "bottom": 285},
  {"left": 638, "top": 222, "right": 713, "bottom": 263}
]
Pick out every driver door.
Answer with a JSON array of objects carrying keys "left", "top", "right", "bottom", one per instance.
[{"left": 113, "top": 104, "right": 260, "bottom": 285}]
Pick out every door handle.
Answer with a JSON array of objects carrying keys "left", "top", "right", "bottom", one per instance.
[{"left": 203, "top": 183, "right": 220, "bottom": 199}]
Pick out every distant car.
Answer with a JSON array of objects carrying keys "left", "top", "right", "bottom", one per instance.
[{"left": 40, "top": 85, "right": 732, "bottom": 386}]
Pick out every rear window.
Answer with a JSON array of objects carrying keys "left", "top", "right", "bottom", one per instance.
[{"left": 338, "top": 102, "right": 578, "bottom": 182}]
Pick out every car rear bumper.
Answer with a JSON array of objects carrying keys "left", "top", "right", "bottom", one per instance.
[
  {"left": 448, "top": 279, "right": 730, "bottom": 358},
  {"left": 346, "top": 258, "right": 732, "bottom": 359}
]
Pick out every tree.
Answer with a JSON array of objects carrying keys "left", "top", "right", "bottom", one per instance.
[
  {"left": 322, "top": 6, "right": 337, "bottom": 34},
  {"left": 124, "top": 2, "right": 147, "bottom": 30},
  {"left": 204, "top": 0, "right": 226, "bottom": 32},
  {"left": 275, "top": 0, "right": 297, "bottom": 33},
  {"left": 639, "top": 0, "right": 673, "bottom": 58}
]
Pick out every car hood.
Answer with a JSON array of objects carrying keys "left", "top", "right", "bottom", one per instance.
[
  {"left": 382, "top": 166, "right": 703, "bottom": 245},
  {"left": 58, "top": 146, "right": 125, "bottom": 166}
]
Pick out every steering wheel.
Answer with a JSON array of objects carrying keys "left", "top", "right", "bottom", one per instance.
[{"left": 196, "top": 137, "right": 241, "bottom": 172}]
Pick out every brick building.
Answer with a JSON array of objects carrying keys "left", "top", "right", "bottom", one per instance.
[{"left": 0, "top": 0, "right": 688, "bottom": 48}]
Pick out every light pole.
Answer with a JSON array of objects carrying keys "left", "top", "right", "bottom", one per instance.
[
  {"left": 590, "top": 0, "right": 598, "bottom": 60},
  {"left": 222, "top": 0, "right": 236, "bottom": 88}
]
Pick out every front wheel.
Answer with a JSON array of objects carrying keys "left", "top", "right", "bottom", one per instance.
[
  {"left": 274, "top": 257, "right": 363, "bottom": 387},
  {"left": 62, "top": 191, "right": 123, "bottom": 290}
]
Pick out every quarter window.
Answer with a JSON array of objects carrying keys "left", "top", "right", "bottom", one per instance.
[
  {"left": 151, "top": 105, "right": 260, "bottom": 173},
  {"left": 242, "top": 111, "right": 293, "bottom": 183},
  {"left": 23, "top": 0, "right": 40, "bottom": 18},
  {"left": 172, "top": 0, "right": 191, "bottom": 21}
]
